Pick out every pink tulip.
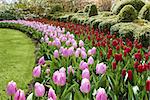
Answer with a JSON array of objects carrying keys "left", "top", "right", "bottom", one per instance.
[
  {"left": 54, "top": 50, "right": 59, "bottom": 58},
  {"left": 96, "top": 88, "right": 107, "bottom": 100},
  {"left": 80, "top": 61, "right": 88, "bottom": 70},
  {"left": 34, "top": 82, "right": 45, "bottom": 97},
  {"left": 87, "top": 56, "right": 94, "bottom": 65},
  {"left": 48, "top": 88, "right": 57, "bottom": 100},
  {"left": 82, "top": 68, "right": 90, "bottom": 80},
  {"left": 6, "top": 81, "right": 17, "bottom": 96},
  {"left": 59, "top": 67, "right": 66, "bottom": 73},
  {"left": 81, "top": 47, "right": 86, "bottom": 52},
  {"left": 62, "top": 48, "right": 69, "bottom": 57},
  {"left": 81, "top": 50, "right": 87, "bottom": 59},
  {"left": 66, "top": 40, "right": 71, "bottom": 46},
  {"left": 96, "top": 63, "right": 107, "bottom": 74},
  {"left": 38, "top": 56, "right": 45, "bottom": 65},
  {"left": 53, "top": 38, "right": 61, "bottom": 48},
  {"left": 14, "top": 89, "right": 26, "bottom": 100},
  {"left": 68, "top": 66, "right": 74, "bottom": 75},
  {"left": 68, "top": 47, "right": 74, "bottom": 56},
  {"left": 80, "top": 78, "right": 91, "bottom": 93},
  {"left": 79, "top": 40, "right": 84, "bottom": 47},
  {"left": 91, "top": 47, "right": 96, "bottom": 55},
  {"left": 88, "top": 49, "right": 92, "bottom": 56},
  {"left": 32, "top": 65, "right": 41, "bottom": 78},
  {"left": 72, "top": 42, "right": 77, "bottom": 48},
  {"left": 52, "top": 68, "right": 66, "bottom": 86},
  {"left": 74, "top": 50, "right": 80, "bottom": 57}
]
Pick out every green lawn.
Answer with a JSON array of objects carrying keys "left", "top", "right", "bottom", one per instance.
[{"left": 0, "top": 29, "right": 35, "bottom": 99}]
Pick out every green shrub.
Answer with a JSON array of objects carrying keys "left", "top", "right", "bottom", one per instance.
[
  {"left": 77, "top": 10, "right": 84, "bottom": 13},
  {"left": 110, "top": 22, "right": 150, "bottom": 47},
  {"left": 110, "top": 23, "right": 139, "bottom": 41},
  {"left": 98, "top": 16, "right": 119, "bottom": 30},
  {"left": 112, "top": 0, "right": 145, "bottom": 14},
  {"left": 118, "top": 5, "right": 137, "bottom": 22},
  {"left": 88, "top": 4, "right": 98, "bottom": 17},
  {"left": 84, "top": 5, "right": 90, "bottom": 13},
  {"left": 139, "top": 4, "right": 150, "bottom": 21},
  {"left": 50, "top": 4, "right": 63, "bottom": 14},
  {"left": 91, "top": 19, "right": 103, "bottom": 29}
]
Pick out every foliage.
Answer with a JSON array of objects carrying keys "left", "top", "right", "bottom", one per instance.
[
  {"left": 88, "top": 4, "right": 98, "bottom": 17},
  {"left": 118, "top": 5, "right": 138, "bottom": 22},
  {"left": 112, "top": 0, "right": 145, "bottom": 14},
  {"left": 84, "top": 5, "right": 90, "bottom": 13},
  {"left": 49, "top": 4, "right": 63, "bottom": 14},
  {"left": 110, "top": 22, "right": 150, "bottom": 47},
  {"left": 139, "top": 4, "right": 150, "bottom": 21}
]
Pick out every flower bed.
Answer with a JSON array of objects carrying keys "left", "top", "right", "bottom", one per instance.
[{"left": 0, "top": 20, "right": 150, "bottom": 100}]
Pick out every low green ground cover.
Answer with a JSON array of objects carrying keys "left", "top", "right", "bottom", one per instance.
[{"left": 0, "top": 29, "right": 35, "bottom": 99}]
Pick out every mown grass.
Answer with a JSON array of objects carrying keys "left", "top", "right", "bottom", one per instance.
[{"left": 0, "top": 28, "right": 35, "bottom": 99}]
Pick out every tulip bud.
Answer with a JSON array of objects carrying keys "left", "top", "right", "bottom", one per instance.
[
  {"left": 82, "top": 68, "right": 90, "bottom": 80},
  {"left": 146, "top": 80, "right": 150, "bottom": 91},
  {"left": 79, "top": 40, "right": 84, "bottom": 47},
  {"left": 34, "top": 82, "right": 45, "bottom": 97},
  {"left": 48, "top": 88, "right": 57, "bottom": 100},
  {"left": 68, "top": 66, "right": 74, "bottom": 75},
  {"left": 91, "top": 47, "right": 96, "bottom": 55},
  {"left": 52, "top": 68, "right": 66, "bottom": 86},
  {"left": 54, "top": 50, "right": 59, "bottom": 58},
  {"left": 32, "top": 65, "right": 41, "bottom": 78},
  {"left": 80, "top": 61, "right": 88, "bottom": 70},
  {"left": 87, "top": 56, "right": 94, "bottom": 65},
  {"left": 81, "top": 50, "right": 87, "bottom": 59},
  {"left": 114, "top": 53, "right": 122, "bottom": 62},
  {"left": 128, "top": 70, "right": 132, "bottom": 81},
  {"left": 80, "top": 78, "right": 91, "bottom": 93},
  {"left": 38, "top": 56, "right": 45, "bottom": 65},
  {"left": 96, "top": 88, "right": 107, "bottom": 100},
  {"left": 14, "top": 89, "right": 26, "bottom": 100},
  {"left": 96, "top": 63, "right": 107, "bottom": 74},
  {"left": 122, "top": 69, "right": 126, "bottom": 78},
  {"left": 88, "top": 49, "right": 92, "bottom": 56},
  {"left": 112, "top": 61, "right": 116, "bottom": 70},
  {"left": 6, "top": 81, "right": 17, "bottom": 96}
]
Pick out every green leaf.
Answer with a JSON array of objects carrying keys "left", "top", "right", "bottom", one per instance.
[
  {"left": 27, "top": 93, "right": 33, "bottom": 100},
  {"left": 62, "top": 92, "right": 72, "bottom": 100},
  {"left": 74, "top": 89, "right": 84, "bottom": 100}
]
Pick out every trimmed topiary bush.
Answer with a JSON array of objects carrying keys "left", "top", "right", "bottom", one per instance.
[
  {"left": 98, "top": 16, "right": 119, "bottom": 31},
  {"left": 118, "top": 5, "right": 137, "bottom": 22},
  {"left": 88, "top": 4, "right": 98, "bottom": 17},
  {"left": 139, "top": 4, "right": 150, "bottom": 21},
  {"left": 112, "top": 0, "right": 145, "bottom": 14}
]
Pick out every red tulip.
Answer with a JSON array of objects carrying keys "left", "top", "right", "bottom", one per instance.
[
  {"left": 128, "top": 70, "right": 132, "bottom": 81},
  {"left": 114, "top": 53, "right": 122, "bottom": 62},
  {"left": 112, "top": 39, "right": 118, "bottom": 47},
  {"left": 134, "top": 61, "right": 139, "bottom": 69},
  {"left": 137, "top": 64, "right": 143, "bottom": 73},
  {"left": 134, "top": 52, "right": 142, "bottom": 61},
  {"left": 122, "top": 69, "right": 126, "bottom": 78},
  {"left": 112, "top": 61, "right": 116, "bottom": 70},
  {"left": 146, "top": 80, "right": 150, "bottom": 91}
]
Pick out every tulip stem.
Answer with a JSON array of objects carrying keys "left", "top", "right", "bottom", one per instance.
[{"left": 11, "top": 96, "right": 13, "bottom": 100}]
